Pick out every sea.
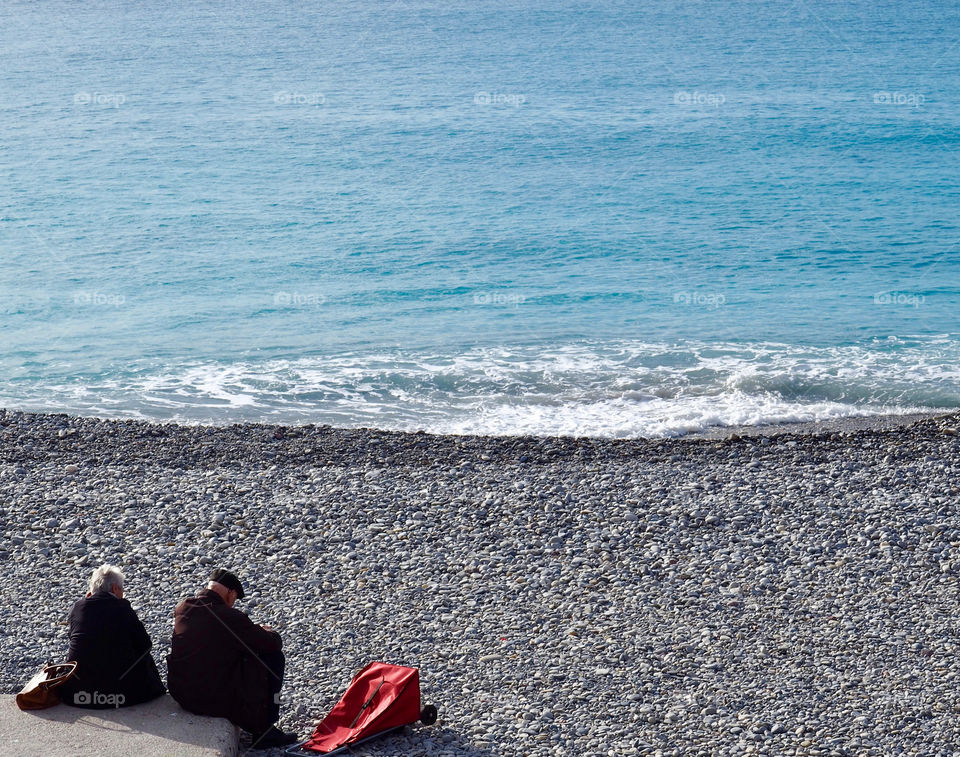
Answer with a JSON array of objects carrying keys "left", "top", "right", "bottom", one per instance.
[{"left": 1, "top": 0, "right": 959, "bottom": 438}]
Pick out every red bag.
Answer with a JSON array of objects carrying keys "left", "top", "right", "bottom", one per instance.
[{"left": 290, "top": 663, "right": 437, "bottom": 755}]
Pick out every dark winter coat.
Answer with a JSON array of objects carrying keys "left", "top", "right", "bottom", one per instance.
[
  {"left": 59, "top": 590, "right": 165, "bottom": 708},
  {"left": 166, "top": 589, "right": 282, "bottom": 732}
]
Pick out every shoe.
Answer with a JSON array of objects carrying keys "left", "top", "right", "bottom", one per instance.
[{"left": 250, "top": 725, "right": 299, "bottom": 749}]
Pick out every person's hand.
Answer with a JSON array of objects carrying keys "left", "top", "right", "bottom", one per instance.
[{"left": 261, "top": 624, "right": 273, "bottom": 632}]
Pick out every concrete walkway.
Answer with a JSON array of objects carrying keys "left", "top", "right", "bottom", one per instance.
[{"left": 2, "top": 694, "right": 238, "bottom": 757}]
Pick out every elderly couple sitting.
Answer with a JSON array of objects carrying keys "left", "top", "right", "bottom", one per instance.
[{"left": 59, "top": 564, "right": 298, "bottom": 750}]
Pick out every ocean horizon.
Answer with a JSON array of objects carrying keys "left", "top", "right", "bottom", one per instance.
[{"left": 2, "top": 0, "right": 958, "bottom": 437}]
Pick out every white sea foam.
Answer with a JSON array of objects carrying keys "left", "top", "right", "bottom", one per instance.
[{"left": 2, "top": 338, "right": 956, "bottom": 438}]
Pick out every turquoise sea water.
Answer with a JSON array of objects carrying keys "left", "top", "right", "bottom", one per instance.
[{"left": 1, "top": 1, "right": 959, "bottom": 436}]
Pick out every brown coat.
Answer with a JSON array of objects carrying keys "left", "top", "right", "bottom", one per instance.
[{"left": 166, "top": 589, "right": 281, "bottom": 732}]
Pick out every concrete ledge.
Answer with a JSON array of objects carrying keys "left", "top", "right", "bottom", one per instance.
[{"left": 2, "top": 694, "right": 238, "bottom": 757}]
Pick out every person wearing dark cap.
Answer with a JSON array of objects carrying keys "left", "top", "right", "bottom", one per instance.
[{"left": 166, "top": 569, "right": 297, "bottom": 749}]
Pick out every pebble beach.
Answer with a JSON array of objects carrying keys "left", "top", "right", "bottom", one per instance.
[{"left": 2, "top": 408, "right": 960, "bottom": 756}]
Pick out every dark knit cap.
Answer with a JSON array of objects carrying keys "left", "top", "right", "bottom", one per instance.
[{"left": 209, "top": 568, "right": 245, "bottom": 599}]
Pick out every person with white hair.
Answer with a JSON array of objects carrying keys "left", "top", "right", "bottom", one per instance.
[{"left": 59, "top": 564, "right": 165, "bottom": 709}]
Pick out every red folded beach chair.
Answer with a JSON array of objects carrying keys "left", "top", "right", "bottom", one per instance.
[{"left": 286, "top": 662, "right": 438, "bottom": 755}]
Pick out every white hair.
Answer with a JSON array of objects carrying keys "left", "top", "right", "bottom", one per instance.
[{"left": 88, "top": 564, "right": 125, "bottom": 595}]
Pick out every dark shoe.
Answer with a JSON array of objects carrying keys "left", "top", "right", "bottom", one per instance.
[{"left": 250, "top": 726, "right": 299, "bottom": 749}]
